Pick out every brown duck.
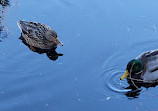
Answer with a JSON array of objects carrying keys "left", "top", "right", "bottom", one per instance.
[{"left": 17, "top": 20, "right": 63, "bottom": 51}]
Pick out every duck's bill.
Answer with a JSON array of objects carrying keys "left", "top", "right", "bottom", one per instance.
[
  {"left": 120, "top": 70, "right": 129, "bottom": 80},
  {"left": 57, "top": 41, "right": 63, "bottom": 46},
  {"left": 54, "top": 38, "right": 63, "bottom": 46}
]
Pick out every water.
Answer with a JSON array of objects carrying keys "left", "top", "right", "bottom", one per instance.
[{"left": 1, "top": 0, "right": 158, "bottom": 111}]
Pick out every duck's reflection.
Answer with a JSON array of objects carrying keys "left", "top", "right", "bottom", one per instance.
[
  {"left": 124, "top": 79, "right": 158, "bottom": 99},
  {"left": 0, "top": 0, "right": 10, "bottom": 40},
  {"left": 19, "top": 36, "right": 63, "bottom": 61},
  {"left": 125, "top": 89, "right": 142, "bottom": 99}
]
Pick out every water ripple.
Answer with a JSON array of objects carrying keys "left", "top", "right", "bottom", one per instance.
[
  {"left": 100, "top": 66, "right": 130, "bottom": 99},
  {"left": 101, "top": 39, "right": 158, "bottom": 98}
]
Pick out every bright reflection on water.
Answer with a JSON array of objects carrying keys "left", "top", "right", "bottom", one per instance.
[{"left": 1, "top": 0, "right": 158, "bottom": 111}]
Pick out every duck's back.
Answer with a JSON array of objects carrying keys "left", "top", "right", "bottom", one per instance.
[{"left": 136, "top": 50, "right": 158, "bottom": 81}]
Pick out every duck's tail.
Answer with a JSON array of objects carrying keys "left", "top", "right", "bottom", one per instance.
[{"left": 17, "top": 20, "right": 29, "bottom": 34}]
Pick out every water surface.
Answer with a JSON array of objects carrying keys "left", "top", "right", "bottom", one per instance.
[{"left": 1, "top": 0, "right": 158, "bottom": 111}]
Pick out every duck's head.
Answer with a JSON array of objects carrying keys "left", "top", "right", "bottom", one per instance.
[
  {"left": 46, "top": 30, "right": 63, "bottom": 46},
  {"left": 120, "top": 59, "right": 143, "bottom": 80}
]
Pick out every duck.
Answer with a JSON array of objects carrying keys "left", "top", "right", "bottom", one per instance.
[
  {"left": 17, "top": 20, "right": 63, "bottom": 51},
  {"left": 120, "top": 49, "right": 158, "bottom": 88}
]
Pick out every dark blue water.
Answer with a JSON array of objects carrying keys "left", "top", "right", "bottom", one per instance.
[{"left": 1, "top": 0, "right": 158, "bottom": 111}]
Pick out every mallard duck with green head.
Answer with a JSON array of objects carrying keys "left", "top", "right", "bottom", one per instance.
[
  {"left": 120, "top": 50, "right": 158, "bottom": 87},
  {"left": 17, "top": 20, "right": 63, "bottom": 51}
]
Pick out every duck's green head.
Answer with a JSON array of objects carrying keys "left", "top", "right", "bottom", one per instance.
[{"left": 120, "top": 59, "right": 143, "bottom": 80}]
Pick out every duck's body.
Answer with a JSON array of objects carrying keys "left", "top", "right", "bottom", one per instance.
[
  {"left": 17, "top": 20, "right": 63, "bottom": 50},
  {"left": 136, "top": 50, "right": 158, "bottom": 81},
  {"left": 121, "top": 49, "right": 158, "bottom": 87}
]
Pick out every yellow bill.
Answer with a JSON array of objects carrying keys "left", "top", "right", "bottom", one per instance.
[{"left": 120, "top": 70, "right": 129, "bottom": 80}]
